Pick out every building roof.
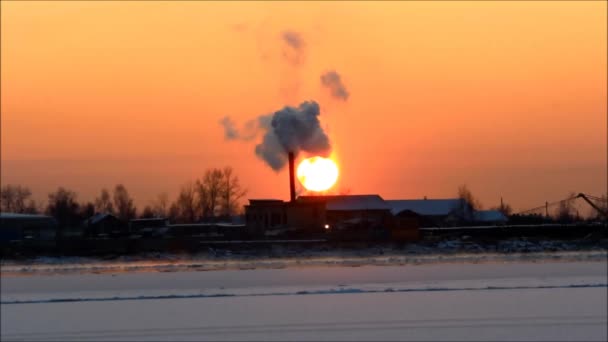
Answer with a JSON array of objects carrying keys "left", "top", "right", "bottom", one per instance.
[
  {"left": 385, "top": 199, "right": 467, "bottom": 216},
  {"left": 130, "top": 218, "right": 167, "bottom": 222},
  {"left": 248, "top": 199, "right": 285, "bottom": 204},
  {"left": 474, "top": 210, "right": 508, "bottom": 222},
  {"left": 297, "top": 195, "right": 391, "bottom": 211},
  {"left": 87, "top": 213, "right": 119, "bottom": 225},
  {"left": 0, "top": 212, "right": 54, "bottom": 220}
]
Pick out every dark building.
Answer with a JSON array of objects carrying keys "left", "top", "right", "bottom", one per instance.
[
  {"left": 473, "top": 210, "right": 508, "bottom": 225},
  {"left": 297, "top": 195, "right": 393, "bottom": 230},
  {"left": 82, "top": 213, "right": 125, "bottom": 237},
  {"left": 0, "top": 213, "right": 58, "bottom": 243},
  {"left": 167, "top": 222, "right": 245, "bottom": 239},
  {"left": 243, "top": 152, "right": 418, "bottom": 240},
  {"left": 386, "top": 198, "right": 474, "bottom": 227},
  {"left": 244, "top": 194, "right": 420, "bottom": 241},
  {"left": 129, "top": 218, "right": 169, "bottom": 237},
  {"left": 244, "top": 199, "right": 326, "bottom": 236}
]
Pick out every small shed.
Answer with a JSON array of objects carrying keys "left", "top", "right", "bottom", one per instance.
[{"left": 83, "top": 213, "right": 125, "bottom": 237}]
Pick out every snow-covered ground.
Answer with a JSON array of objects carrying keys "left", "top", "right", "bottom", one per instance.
[
  {"left": 2, "top": 238, "right": 607, "bottom": 276},
  {"left": 2, "top": 259, "right": 607, "bottom": 341}
]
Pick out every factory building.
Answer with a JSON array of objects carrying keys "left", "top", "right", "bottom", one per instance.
[
  {"left": 243, "top": 152, "right": 418, "bottom": 240},
  {"left": 297, "top": 195, "right": 392, "bottom": 230},
  {"left": 244, "top": 199, "right": 326, "bottom": 236}
]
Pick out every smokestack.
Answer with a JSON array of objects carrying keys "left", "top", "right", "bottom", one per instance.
[{"left": 289, "top": 152, "right": 296, "bottom": 202}]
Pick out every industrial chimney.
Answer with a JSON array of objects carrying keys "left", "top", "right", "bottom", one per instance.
[{"left": 288, "top": 152, "right": 296, "bottom": 202}]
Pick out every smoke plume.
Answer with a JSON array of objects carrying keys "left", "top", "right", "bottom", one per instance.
[
  {"left": 281, "top": 30, "right": 306, "bottom": 66},
  {"left": 321, "top": 70, "right": 349, "bottom": 101},
  {"left": 221, "top": 101, "right": 331, "bottom": 171},
  {"left": 219, "top": 117, "right": 239, "bottom": 140}
]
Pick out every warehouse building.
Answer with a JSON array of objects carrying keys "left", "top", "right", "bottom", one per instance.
[{"left": 0, "top": 213, "right": 58, "bottom": 243}]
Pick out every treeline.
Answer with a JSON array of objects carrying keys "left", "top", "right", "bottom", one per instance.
[{"left": 0, "top": 167, "right": 246, "bottom": 226}]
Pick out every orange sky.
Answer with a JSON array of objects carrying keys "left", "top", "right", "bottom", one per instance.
[{"left": 1, "top": 1, "right": 606, "bottom": 212}]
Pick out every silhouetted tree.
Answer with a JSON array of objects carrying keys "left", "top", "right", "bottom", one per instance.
[
  {"left": 22, "top": 199, "right": 40, "bottom": 214},
  {"left": 94, "top": 188, "right": 114, "bottom": 214},
  {"left": 457, "top": 184, "right": 482, "bottom": 211},
  {"left": 220, "top": 167, "right": 247, "bottom": 217},
  {"left": 168, "top": 203, "right": 180, "bottom": 223},
  {"left": 151, "top": 192, "right": 169, "bottom": 218},
  {"left": 113, "top": 184, "right": 137, "bottom": 221},
  {"left": 1, "top": 184, "right": 34, "bottom": 213},
  {"left": 79, "top": 201, "right": 96, "bottom": 220},
  {"left": 199, "top": 168, "right": 224, "bottom": 218},
  {"left": 46, "top": 187, "right": 80, "bottom": 235},
  {"left": 140, "top": 205, "right": 155, "bottom": 219},
  {"left": 172, "top": 182, "right": 199, "bottom": 223}
]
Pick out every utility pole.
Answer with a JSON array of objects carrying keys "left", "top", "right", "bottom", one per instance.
[{"left": 545, "top": 201, "right": 549, "bottom": 218}]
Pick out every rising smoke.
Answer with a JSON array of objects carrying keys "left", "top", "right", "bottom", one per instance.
[
  {"left": 220, "top": 29, "right": 350, "bottom": 171},
  {"left": 220, "top": 116, "right": 261, "bottom": 142},
  {"left": 281, "top": 30, "right": 306, "bottom": 66},
  {"left": 221, "top": 101, "right": 331, "bottom": 171},
  {"left": 219, "top": 117, "right": 239, "bottom": 140},
  {"left": 321, "top": 70, "right": 349, "bottom": 101}
]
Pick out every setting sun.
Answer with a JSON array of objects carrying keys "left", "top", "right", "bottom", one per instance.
[{"left": 296, "top": 157, "right": 339, "bottom": 192}]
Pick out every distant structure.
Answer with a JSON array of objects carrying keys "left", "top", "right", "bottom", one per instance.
[
  {"left": 129, "top": 217, "right": 169, "bottom": 237},
  {"left": 473, "top": 210, "right": 508, "bottom": 225},
  {"left": 386, "top": 198, "right": 475, "bottom": 227},
  {"left": 298, "top": 195, "right": 392, "bottom": 230},
  {"left": 244, "top": 199, "right": 326, "bottom": 236},
  {"left": 244, "top": 194, "right": 419, "bottom": 240},
  {"left": 82, "top": 213, "right": 125, "bottom": 237},
  {"left": 0, "top": 213, "right": 58, "bottom": 245}
]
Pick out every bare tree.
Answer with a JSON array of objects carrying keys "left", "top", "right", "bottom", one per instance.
[
  {"left": 94, "top": 188, "right": 114, "bottom": 214},
  {"left": 220, "top": 167, "right": 247, "bottom": 217},
  {"left": 168, "top": 202, "right": 180, "bottom": 223},
  {"left": 140, "top": 205, "right": 155, "bottom": 219},
  {"left": 195, "top": 179, "right": 210, "bottom": 219},
  {"left": 457, "top": 184, "right": 483, "bottom": 211},
  {"left": 23, "top": 199, "right": 40, "bottom": 214},
  {"left": 1, "top": 184, "right": 33, "bottom": 213},
  {"left": 79, "top": 201, "right": 96, "bottom": 220},
  {"left": 151, "top": 192, "right": 169, "bottom": 218},
  {"left": 113, "top": 184, "right": 137, "bottom": 221},
  {"left": 172, "top": 182, "right": 199, "bottom": 223},
  {"left": 199, "top": 168, "right": 224, "bottom": 219},
  {"left": 46, "top": 187, "right": 80, "bottom": 232},
  {"left": 1, "top": 185, "right": 16, "bottom": 212}
]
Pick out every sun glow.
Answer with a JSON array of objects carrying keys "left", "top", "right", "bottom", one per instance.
[{"left": 296, "top": 157, "right": 339, "bottom": 192}]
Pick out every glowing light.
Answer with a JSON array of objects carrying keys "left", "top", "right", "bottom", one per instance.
[
  {"left": 324, "top": 224, "right": 330, "bottom": 229},
  {"left": 296, "top": 157, "right": 339, "bottom": 192}
]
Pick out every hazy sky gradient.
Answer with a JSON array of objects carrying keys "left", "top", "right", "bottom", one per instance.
[{"left": 1, "top": 1, "right": 606, "bottom": 212}]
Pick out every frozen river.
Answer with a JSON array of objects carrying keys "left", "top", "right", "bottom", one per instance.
[{"left": 2, "top": 260, "right": 607, "bottom": 341}]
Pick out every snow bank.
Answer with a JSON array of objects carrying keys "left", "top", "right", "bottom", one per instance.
[{"left": 2, "top": 238, "right": 606, "bottom": 276}]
